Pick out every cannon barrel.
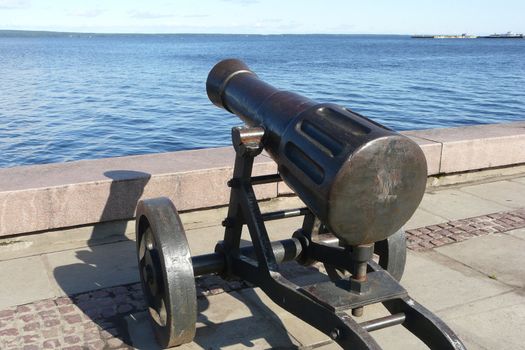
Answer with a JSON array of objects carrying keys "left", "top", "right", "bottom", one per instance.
[{"left": 207, "top": 59, "right": 427, "bottom": 245}]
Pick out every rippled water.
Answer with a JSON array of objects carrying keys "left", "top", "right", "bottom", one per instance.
[{"left": 1, "top": 34, "right": 524, "bottom": 168}]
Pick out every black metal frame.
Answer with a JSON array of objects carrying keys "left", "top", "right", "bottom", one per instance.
[{"left": 212, "top": 126, "right": 466, "bottom": 350}]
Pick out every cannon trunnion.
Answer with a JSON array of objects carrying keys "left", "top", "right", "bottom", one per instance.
[{"left": 135, "top": 60, "right": 466, "bottom": 349}]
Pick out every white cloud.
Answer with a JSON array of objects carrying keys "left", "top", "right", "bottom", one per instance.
[
  {"left": 69, "top": 9, "right": 105, "bottom": 18},
  {"left": 0, "top": 0, "right": 30, "bottom": 9},
  {"left": 129, "top": 11, "right": 174, "bottom": 19},
  {"left": 220, "top": 0, "right": 259, "bottom": 5}
]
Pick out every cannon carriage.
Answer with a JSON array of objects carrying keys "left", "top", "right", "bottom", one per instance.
[{"left": 135, "top": 59, "right": 466, "bottom": 349}]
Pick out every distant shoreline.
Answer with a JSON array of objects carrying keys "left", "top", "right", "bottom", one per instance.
[
  {"left": 412, "top": 32, "right": 524, "bottom": 39},
  {"left": 0, "top": 29, "right": 410, "bottom": 37}
]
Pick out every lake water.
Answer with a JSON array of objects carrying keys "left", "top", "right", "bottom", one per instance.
[{"left": 1, "top": 33, "right": 524, "bottom": 168}]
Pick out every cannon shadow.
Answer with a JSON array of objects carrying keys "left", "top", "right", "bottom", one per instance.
[
  {"left": 190, "top": 239, "right": 300, "bottom": 349},
  {"left": 52, "top": 170, "right": 151, "bottom": 347},
  {"left": 52, "top": 171, "right": 300, "bottom": 348}
]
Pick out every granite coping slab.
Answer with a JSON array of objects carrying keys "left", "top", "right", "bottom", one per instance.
[
  {"left": 1, "top": 122, "right": 525, "bottom": 237},
  {"left": 403, "top": 120, "right": 525, "bottom": 173}
]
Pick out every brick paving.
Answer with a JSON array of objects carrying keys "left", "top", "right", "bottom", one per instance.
[
  {"left": 1, "top": 208, "right": 524, "bottom": 349},
  {"left": 0, "top": 277, "right": 252, "bottom": 350},
  {"left": 0, "top": 284, "right": 144, "bottom": 350},
  {"left": 406, "top": 208, "right": 525, "bottom": 251}
]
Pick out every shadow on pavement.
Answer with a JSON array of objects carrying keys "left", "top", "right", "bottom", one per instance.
[
  {"left": 52, "top": 174, "right": 306, "bottom": 348},
  {"left": 53, "top": 170, "right": 151, "bottom": 348}
]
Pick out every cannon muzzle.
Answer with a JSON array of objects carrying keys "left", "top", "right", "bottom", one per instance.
[{"left": 207, "top": 59, "right": 427, "bottom": 245}]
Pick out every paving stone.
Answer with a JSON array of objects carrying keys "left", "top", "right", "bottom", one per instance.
[
  {"left": 63, "top": 335, "right": 81, "bottom": 344},
  {"left": 506, "top": 227, "right": 525, "bottom": 240},
  {"left": 127, "top": 290, "right": 301, "bottom": 350},
  {"left": 86, "top": 339, "right": 105, "bottom": 350},
  {"left": 418, "top": 189, "right": 511, "bottom": 221},
  {"left": 22, "top": 334, "right": 39, "bottom": 344},
  {"left": 46, "top": 241, "right": 139, "bottom": 295},
  {"left": 16, "top": 305, "right": 33, "bottom": 313},
  {"left": 43, "top": 319, "right": 60, "bottom": 327},
  {"left": 239, "top": 287, "right": 328, "bottom": 347},
  {"left": 1, "top": 179, "right": 525, "bottom": 349},
  {"left": 42, "top": 327, "right": 59, "bottom": 338},
  {"left": 58, "top": 305, "right": 76, "bottom": 314},
  {"left": 436, "top": 233, "right": 525, "bottom": 288},
  {"left": 42, "top": 339, "right": 61, "bottom": 348},
  {"left": 460, "top": 180, "right": 525, "bottom": 209},
  {"left": 107, "top": 337, "right": 124, "bottom": 348},
  {"left": 64, "top": 314, "right": 83, "bottom": 324},
  {"left": 23, "top": 322, "right": 40, "bottom": 332},
  {"left": 0, "top": 256, "right": 55, "bottom": 309},
  {"left": 194, "top": 291, "right": 300, "bottom": 349},
  {"left": 400, "top": 250, "right": 513, "bottom": 312},
  {"left": 20, "top": 313, "right": 35, "bottom": 322},
  {"left": 438, "top": 289, "right": 525, "bottom": 350},
  {"left": 404, "top": 208, "right": 448, "bottom": 230},
  {"left": 55, "top": 297, "right": 73, "bottom": 306},
  {"left": 0, "top": 327, "right": 19, "bottom": 336}
]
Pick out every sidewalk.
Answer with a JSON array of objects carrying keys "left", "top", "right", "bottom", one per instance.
[{"left": 1, "top": 176, "right": 525, "bottom": 349}]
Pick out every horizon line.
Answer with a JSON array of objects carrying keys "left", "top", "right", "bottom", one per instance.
[{"left": 0, "top": 29, "right": 422, "bottom": 36}]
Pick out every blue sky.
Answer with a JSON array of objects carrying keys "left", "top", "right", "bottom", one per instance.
[{"left": 1, "top": 0, "right": 524, "bottom": 34}]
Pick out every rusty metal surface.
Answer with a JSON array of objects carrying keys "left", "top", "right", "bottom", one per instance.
[
  {"left": 206, "top": 59, "right": 427, "bottom": 245},
  {"left": 136, "top": 198, "right": 197, "bottom": 348}
]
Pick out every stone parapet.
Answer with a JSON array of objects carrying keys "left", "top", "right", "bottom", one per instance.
[
  {"left": 1, "top": 121, "right": 524, "bottom": 236},
  {"left": 402, "top": 121, "right": 525, "bottom": 174}
]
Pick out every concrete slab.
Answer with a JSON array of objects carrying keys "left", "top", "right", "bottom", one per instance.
[
  {"left": 181, "top": 292, "right": 300, "bottom": 349},
  {"left": 47, "top": 240, "right": 139, "bottom": 296},
  {"left": 459, "top": 180, "right": 525, "bottom": 209},
  {"left": 418, "top": 188, "right": 511, "bottom": 221},
  {"left": 507, "top": 228, "right": 525, "bottom": 240},
  {"left": 0, "top": 220, "right": 135, "bottom": 262},
  {"left": 404, "top": 207, "right": 448, "bottom": 230},
  {"left": 367, "top": 325, "right": 428, "bottom": 350},
  {"left": 436, "top": 233, "right": 525, "bottom": 288},
  {"left": 239, "top": 287, "right": 330, "bottom": 347},
  {"left": 400, "top": 250, "right": 513, "bottom": 312},
  {"left": 277, "top": 181, "right": 294, "bottom": 195},
  {"left": 511, "top": 176, "right": 525, "bottom": 185},
  {"left": 245, "top": 291, "right": 430, "bottom": 350},
  {"left": 428, "top": 166, "right": 525, "bottom": 188},
  {"left": 0, "top": 256, "right": 55, "bottom": 309},
  {"left": 439, "top": 289, "right": 525, "bottom": 350}
]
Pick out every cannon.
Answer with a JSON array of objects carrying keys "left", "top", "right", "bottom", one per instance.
[{"left": 135, "top": 59, "right": 466, "bottom": 349}]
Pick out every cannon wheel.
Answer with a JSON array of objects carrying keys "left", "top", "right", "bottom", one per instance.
[
  {"left": 325, "top": 229, "right": 407, "bottom": 282},
  {"left": 136, "top": 197, "right": 197, "bottom": 348}
]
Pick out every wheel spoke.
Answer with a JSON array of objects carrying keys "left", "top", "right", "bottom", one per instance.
[{"left": 138, "top": 227, "right": 148, "bottom": 261}]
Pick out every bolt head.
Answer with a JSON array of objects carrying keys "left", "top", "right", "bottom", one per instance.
[{"left": 330, "top": 328, "right": 340, "bottom": 340}]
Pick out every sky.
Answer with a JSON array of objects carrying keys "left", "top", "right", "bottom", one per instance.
[{"left": 1, "top": 0, "right": 524, "bottom": 35}]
